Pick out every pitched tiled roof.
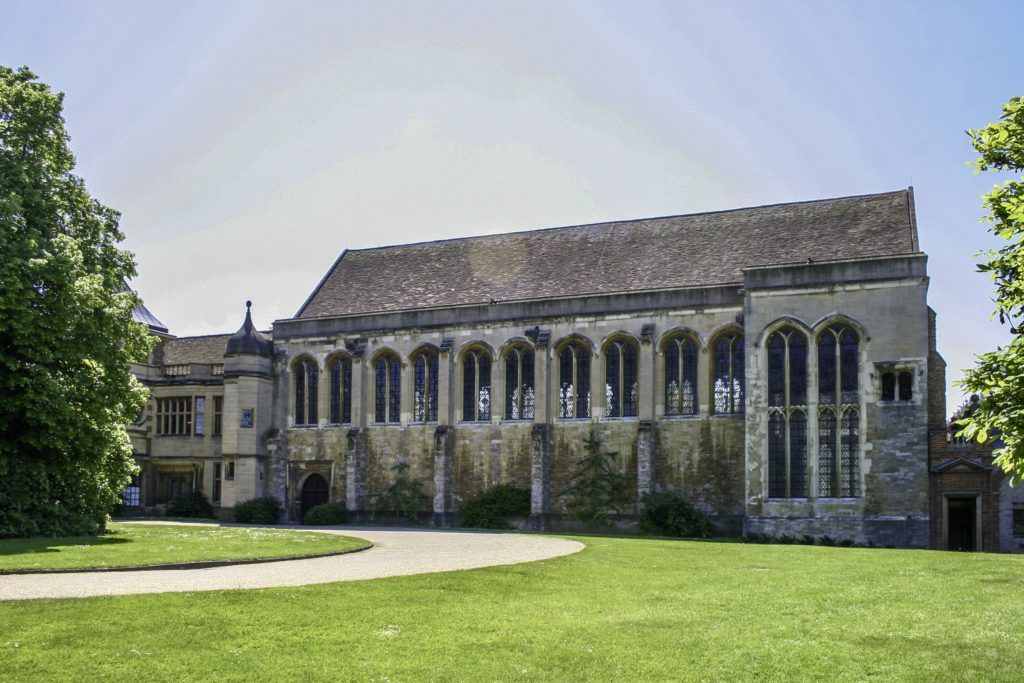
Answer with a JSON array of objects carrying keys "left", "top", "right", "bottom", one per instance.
[
  {"left": 160, "top": 335, "right": 232, "bottom": 365},
  {"left": 296, "top": 189, "right": 918, "bottom": 319}
]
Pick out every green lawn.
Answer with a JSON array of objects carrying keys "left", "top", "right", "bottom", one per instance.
[
  {"left": 1, "top": 536, "right": 1022, "bottom": 681},
  {"left": 0, "top": 522, "right": 369, "bottom": 572}
]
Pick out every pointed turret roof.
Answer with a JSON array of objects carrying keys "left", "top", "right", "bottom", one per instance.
[{"left": 224, "top": 300, "right": 273, "bottom": 357}]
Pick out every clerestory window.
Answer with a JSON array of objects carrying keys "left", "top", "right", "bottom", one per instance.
[
  {"left": 412, "top": 349, "right": 439, "bottom": 423},
  {"left": 712, "top": 331, "right": 745, "bottom": 414},
  {"left": 558, "top": 340, "right": 591, "bottom": 419},
  {"left": 374, "top": 353, "right": 401, "bottom": 423},
  {"left": 293, "top": 358, "right": 318, "bottom": 426},
  {"left": 504, "top": 344, "right": 535, "bottom": 420},
  {"left": 605, "top": 338, "right": 639, "bottom": 418},
  {"left": 328, "top": 356, "right": 353, "bottom": 425},
  {"left": 462, "top": 347, "right": 492, "bottom": 422},
  {"left": 664, "top": 334, "right": 698, "bottom": 416},
  {"left": 767, "top": 327, "right": 808, "bottom": 498}
]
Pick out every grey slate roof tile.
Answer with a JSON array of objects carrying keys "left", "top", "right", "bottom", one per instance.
[{"left": 297, "top": 189, "right": 917, "bottom": 319}]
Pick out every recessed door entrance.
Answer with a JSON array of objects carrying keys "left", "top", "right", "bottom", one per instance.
[
  {"left": 947, "top": 497, "right": 977, "bottom": 551},
  {"left": 300, "top": 473, "right": 330, "bottom": 519}
]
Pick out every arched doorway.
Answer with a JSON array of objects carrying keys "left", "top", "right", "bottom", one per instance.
[{"left": 300, "top": 473, "right": 330, "bottom": 519}]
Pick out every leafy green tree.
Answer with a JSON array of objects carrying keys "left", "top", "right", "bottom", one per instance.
[
  {"left": 372, "top": 462, "right": 425, "bottom": 522},
  {"left": 0, "top": 66, "right": 152, "bottom": 537},
  {"left": 958, "top": 96, "right": 1024, "bottom": 480},
  {"left": 561, "top": 434, "right": 630, "bottom": 527}
]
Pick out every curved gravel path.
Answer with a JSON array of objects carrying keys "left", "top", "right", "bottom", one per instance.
[{"left": 0, "top": 526, "right": 584, "bottom": 601}]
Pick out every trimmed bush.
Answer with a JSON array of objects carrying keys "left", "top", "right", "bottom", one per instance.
[
  {"left": 460, "top": 485, "right": 530, "bottom": 530},
  {"left": 303, "top": 502, "right": 348, "bottom": 526},
  {"left": 232, "top": 497, "right": 282, "bottom": 524},
  {"left": 165, "top": 491, "right": 214, "bottom": 519},
  {"left": 639, "top": 492, "right": 713, "bottom": 538}
]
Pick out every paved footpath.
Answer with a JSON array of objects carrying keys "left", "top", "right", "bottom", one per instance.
[{"left": 0, "top": 526, "right": 584, "bottom": 601}]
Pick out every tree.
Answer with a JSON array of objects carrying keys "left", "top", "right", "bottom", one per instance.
[
  {"left": 0, "top": 66, "right": 152, "bottom": 537},
  {"left": 958, "top": 96, "right": 1024, "bottom": 480},
  {"left": 561, "top": 434, "right": 630, "bottom": 528}
]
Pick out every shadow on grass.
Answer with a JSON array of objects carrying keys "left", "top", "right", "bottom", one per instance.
[{"left": 0, "top": 534, "right": 130, "bottom": 557}]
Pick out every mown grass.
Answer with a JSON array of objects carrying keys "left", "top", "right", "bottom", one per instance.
[
  {"left": 1, "top": 536, "right": 1022, "bottom": 681},
  {"left": 0, "top": 523, "right": 368, "bottom": 572}
]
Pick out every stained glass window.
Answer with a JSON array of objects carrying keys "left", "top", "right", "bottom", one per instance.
[
  {"left": 605, "top": 338, "right": 638, "bottom": 418},
  {"left": 375, "top": 353, "right": 401, "bottom": 423},
  {"left": 559, "top": 340, "right": 590, "bottom": 419},
  {"left": 713, "top": 332, "right": 744, "bottom": 414},
  {"left": 505, "top": 345, "right": 535, "bottom": 420},
  {"left": 462, "top": 348, "right": 492, "bottom": 422},
  {"left": 664, "top": 335, "right": 698, "bottom": 416},
  {"left": 766, "top": 327, "right": 807, "bottom": 498},
  {"left": 328, "top": 356, "right": 353, "bottom": 424},
  {"left": 412, "top": 350, "right": 439, "bottom": 423},
  {"left": 818, "top": 325, "right": 860, "bottom": 497}
]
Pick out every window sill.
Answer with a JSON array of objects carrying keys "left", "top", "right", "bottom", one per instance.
[{"left": 659, "top": 414, "right": 700, "bottom": 420}]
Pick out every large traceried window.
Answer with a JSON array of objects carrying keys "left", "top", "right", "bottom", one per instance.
[
  {"left": 767, "top": 327, "right": 808, "bottom": 498},
  {"left": 294, "top": 358, "right": 318, "bottom": 426},
  {"left": 504, "top": 344, "right": 535, "bottom": 420},
  {"left": 818, "top": 325, "right": 860, "bottom": 497},
  {"left": 559, "top": 340, "right": 591, "bottom": 419},
  {"left": 605, "top": 338, "right": 638, "bottom": 418},
  {"left": 712, "top": 331, "right": 744, "bottom": 414},
  {"left": 664, "top": 334, "right": 698, "bottom": 416},
  {"left": 374, "top": 353, "right": 401, "bottom": 423},
  {"left": 462, "top": 348, "right": 492, "bottom": 422},
  {"left": 328, "top": 356, "right": 353, "bottom": 425},
  {"left": 412, "top": 349, "right": 439, "bottom": 423}
]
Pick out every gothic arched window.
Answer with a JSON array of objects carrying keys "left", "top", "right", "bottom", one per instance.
[
  {"left": 328, "top": 356, "right": 352, "bottom": 425},
  {"left": 767, "top": 327, "right": 807, "bottom": 498},
  {"left": 818, "top": 325, "right": 860, "bottom": 497},
  {"left": 294, "top": 357, "right": 318, "bottom": 426},
  {"left": 605, "top": 338, "right": 639, "bottom": 418},
  {"left": 712, "top": 331, "right": 744, "bottom": 414},
  {"left": 412, "top": 348, "right": 439, "bottom": 423},
  {"left": 504, "top": 344, "right": 535, "bottom": 420},
  {"left": 374, "top": 353, "right": 401, "bottom": 423},
  {"left": 558, "top": 340, "right": 591, "bottom": 419},
  {"left": 462, "top": 347, "right": 492, "bottom": 422},
  {"left": 664, "top": 334, "right": 698, "bottom": 416}
]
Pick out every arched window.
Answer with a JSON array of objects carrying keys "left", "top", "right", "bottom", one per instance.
[
  {"left": 374, "top": 353, "right": 401, "bottom": 423},
  {"left": 712, "top": 331, "right": 744, "bottom": 414},
  {"left": 664, "top": 334, "right": 698, "bottom": 416},
  {"left": 294, "top": 358, "right": 319, "bottom": 426},
  {"left": 327, "top": 356, "right": 352, "bottom": 425},
  {"left": 504, "top": 344, "right": 535, "bottom": 420},
  {"left": 412, "top": 348, "right": 439, "bottom": 423},
  {"left": 462, "top": 347, "right": 492, "bottom": 422},
  {"left": 818, "top": 325, "right": 860, "bottom": 497},
  {"left": 767, "top": 327, "right": 807, "bottom": 498},
  {"left": 605, "top": 338, "right": 638, "bottom": 418},
  {"left": 558, "top": 340, "right": 591, "bottom": 419}
]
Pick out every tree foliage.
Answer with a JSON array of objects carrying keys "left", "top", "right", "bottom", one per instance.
[
  {"left": 0, "top": 66, "right": 152, "bottom": 537},
  {"left": 561, "top": 434, "right": 630, "bottom": 527},
  {"left": 958, "top": 96, "right": 1024, "bottom": 480}
]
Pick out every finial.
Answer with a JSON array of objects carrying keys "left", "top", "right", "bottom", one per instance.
[{"left": 246, "top": 300, "right": 252, "bottom": 311}]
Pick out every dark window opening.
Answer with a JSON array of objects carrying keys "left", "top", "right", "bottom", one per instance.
[
  {"left": 605, "top": 339, "right": 638, "bottom": 418},
  {"left": 767, "top": 327, "right": 808, "bottom": 498},
  {"left": 664, "top": 335, "right": 698, "bottom": 416},
  {"left": 155, "top": 397, "right": 193, "bottom": 436},
  {"left": 413, "top": 351, "right": 439, "bottom": 423},
  {"left": 713, "top": 332, "right": 744, "bottom": 414},
  {"left": 559, "top": 341, "right": 591, "bottom": 419},
  {"left": 818, "top": 325, "right": 860, "bottom": 497},
  {"left": 505, "top": 346, "right": 535, "bottom": 420},
  {"left": 294, "top": 358, "right": 318, "bottom": 426},
  {"left": 462, "top": 348, "right": 492, "bottom": 422},
  {"left": 329, "top": 357, "right": 353, "bottom": 424},
  {"left": 898, "top": 371, "right": 913, "bottom": 401}
]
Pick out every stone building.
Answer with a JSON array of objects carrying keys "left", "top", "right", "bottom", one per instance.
[{"left": 122, "top": 188, "right": 1024, "bottom": 551}]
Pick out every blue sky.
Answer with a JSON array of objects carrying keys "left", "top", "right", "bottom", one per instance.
[{"left": 3, "top": 0, "right": 1022, "bottom": 410}]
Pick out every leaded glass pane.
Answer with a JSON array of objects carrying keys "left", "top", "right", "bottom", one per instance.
[
  {"left": 505, "top": 351, "right": 519, "bottom": 420},
  {"left": 606, "top": 344, "right": 621, "bottom": 418},
  {"left": 818, "top": 409, "right": 836, "bottom": 497},
  {"left": 575, "top": 346, "right": 590, "bottom": 418},
  {"left": 789, "top": 333, "right": 807, "bottom": 406},
  {"left": 342, "top": 360, "right": 352, "bottom": 424},
  {"left": 841, "top": 409, "right": 860, "bottom": 496},
  {"left": 388, "top": 358, "right": 401, "bottom": 422},
  {"left": 521, "top": 349, "right": 534, "bottom": 419},
  {"left": 375, "top": 358, "right": 387, "bottom": 423},
  {"left": 330, "top": 361, "right": 341, "bottom": 424},
  {"left": 664, "top": 339, "right": 680, "bottom": 415},
  {"left": 818, "top": 333, "right": 836, "bottom": 406},
  {"left": 415, "top": 356, "right": 428, "bottom": 423},
  {"left": 790, "top": 410, "right": 807, "bottom": 497},
  {"left": 767, "top": 334, "right": 786, "bottom": 407},
  {"left": 559, "top": 346, "right": 574, "bottom": 419},
  {"left": 427, "top": 353, "right": 438, "bottom": 422},
  {"left": 307, "top": 363, "right": 318, "bottom": 425},
  {"left": 623, "top": 341, "right": 638, "bottom": 417},
  {"left": 731, "top": 336, "right": 745, "bottom": 414},
  {"left": 295, "top": 364, "right": 306, "bottom": 425},
  {"left": 682, "top": 338, "right": 697, "bottom": 415},
  {"left": 478, "top": 352, "right": 492, "bottom": 420},
  {"left": 768, "top": 412, "right": 786, "bottom": 497},
  {"left": 839, "top": 329, "right": 858, "bottom": 404}
]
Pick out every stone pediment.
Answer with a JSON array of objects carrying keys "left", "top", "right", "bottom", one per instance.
[{"left": 931, "top": 457, "right": 993, "bottom": 474}]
